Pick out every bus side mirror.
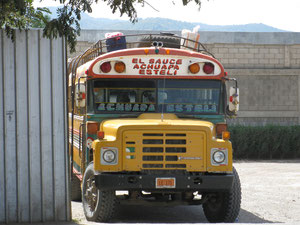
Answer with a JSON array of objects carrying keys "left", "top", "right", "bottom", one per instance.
[
  {"left": 75, "top": 84, "right": 86, "bottom": 108},
  {"left": 228, "top": 87, "right": 239, "bottom": 114}
]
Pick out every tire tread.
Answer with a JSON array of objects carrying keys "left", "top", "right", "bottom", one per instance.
[
  {"left": 203, "top": 167, "right": 241, "bottom": 223},
  {"left": 96, "top": 190, "right": 117, "bottom": 222},
  {"left": 82, "top": 163, "right": 117, "bottom": 222}
]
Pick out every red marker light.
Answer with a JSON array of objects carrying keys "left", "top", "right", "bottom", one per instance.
[
  {"left": 97, "top": 131, "right": 105, "bottom": 139},
  {"left": 203, "top": 62, "right": 214, "bottom": 74},
  {"left": 100, "top": 62, "right": 111, "bottom": 73}
]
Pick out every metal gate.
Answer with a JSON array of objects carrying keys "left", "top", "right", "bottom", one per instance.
[{"left": 0, "top": 30, "right": 70, "bottom": 223}]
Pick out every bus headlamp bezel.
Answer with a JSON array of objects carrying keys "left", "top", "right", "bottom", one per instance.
[
  {"left": 101, "top": 147, "right": 118, "bottom": 165},
  {"left": 211, "top": 148, "right": 228, "bottom": 166}
]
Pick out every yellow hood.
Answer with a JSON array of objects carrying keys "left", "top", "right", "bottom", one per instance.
[{"left": 100, "top": 113, "right": 214, "bottom": 141}]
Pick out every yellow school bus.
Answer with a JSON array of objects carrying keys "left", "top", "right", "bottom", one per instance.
[{"left": 68, "top": 33, "right": 241, "bottom": 223}]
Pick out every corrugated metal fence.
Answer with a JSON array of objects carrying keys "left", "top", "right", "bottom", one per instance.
[{"left": 0, "top": 30, "right": 70, "bottom": 223}]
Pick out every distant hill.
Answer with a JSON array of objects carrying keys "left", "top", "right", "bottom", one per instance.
[{"left": 47, "top": 7, "right": 287, "bottom": 32}]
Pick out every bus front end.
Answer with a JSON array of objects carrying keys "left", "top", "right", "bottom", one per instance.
[{"left": 74, "top": 46, "right": 241, "bottom": 223}]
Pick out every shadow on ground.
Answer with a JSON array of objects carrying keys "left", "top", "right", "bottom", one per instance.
[
  {"left": 69, "top": 201, "right": 278, "bottom": 224},
  {"left": 107, "top": 205, "right": 276, "bottom": 223}
]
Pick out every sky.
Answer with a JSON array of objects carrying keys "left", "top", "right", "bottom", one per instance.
[{"left": 33, "top": 0, "right": 300, "bottom": 32}]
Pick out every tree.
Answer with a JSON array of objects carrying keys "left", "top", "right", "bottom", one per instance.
[
  {"left": 0, "top": 0, "right": 202, "bottom": 52},
  {"left": 31, "top": 14, "right": 51, "bottom": 28},
  {"left": 0, "top": 0, "right": 50, "bottom": 39}
]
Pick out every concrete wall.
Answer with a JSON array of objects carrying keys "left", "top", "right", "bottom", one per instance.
[
  {"left": 70, "top": 30, "right": 300, "bottom": 126},
  {"left": 0, "top": 30, "right": 70, "bottom": 223}
]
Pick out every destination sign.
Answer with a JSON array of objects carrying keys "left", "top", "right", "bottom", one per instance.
[
  {"left": 96, "top": 103, "right": 217, "bottom": 113},
  {"left": 97, "top": 103, "right": 156, "bottom": 112},
  {"left": 131, "top": 58, "right": 182, "bottom": 76},
  {"left": 92, "top": 55, "right": 221, "bottom": 76}
]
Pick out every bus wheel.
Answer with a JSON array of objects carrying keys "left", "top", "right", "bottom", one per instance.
[
  {"left": 71, "top": 173, "right": 82, "bottom": 201},
  {"left": 82, "top": 163, "right": 116, "bottom": 222},
  {"left": 202, "top": 167, "right": 241, "bottom": 223}
]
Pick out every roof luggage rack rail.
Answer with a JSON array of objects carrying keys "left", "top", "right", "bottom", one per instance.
[{"left": 68, "top": 33, "right": 215, "bottom": 74}]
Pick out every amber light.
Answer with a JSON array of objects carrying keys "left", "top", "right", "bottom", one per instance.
[
  {"left": 100, "top": 62, "right": 111, "bottom": 73},
  {"left": 203, "top": 62, "right": 214, "bottom": 74},
  {"left": 222, "top": 131, "right": 231, "bottom": 140},
  {"left": 114, "top": 61, "right": 126, "bottom": 73},
  {"left": 189, "top": 63, "right": 200, "bottom": 74},
  {"left": 87, "top": 122, "right": 99, "bottom": 135},
  {"left": 216, "top": 123, "right": 227, "bottom": 137},
  {"left": 97, "top": 131, "right": 105, "bottom": 139}
]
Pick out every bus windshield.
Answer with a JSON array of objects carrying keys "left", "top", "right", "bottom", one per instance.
[{"left": 91, "top": 79, "right": 222, "bottom": 115}]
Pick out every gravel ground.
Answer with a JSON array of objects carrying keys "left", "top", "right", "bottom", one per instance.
[{"left": 71, "top": 160, "right": 300, "bottom": 224}]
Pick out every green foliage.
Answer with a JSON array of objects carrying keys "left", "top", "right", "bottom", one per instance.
[
  {"left": 1, "top": 0, "right": 203, "bottom": 52},
  {"left": 31, "top": 14, "right": 51, "bottom": 28},
  {"left": 229, "top": 125, "right": 300, "bottom": 159},
  {"left": 0, "top": 0, "right": 50, "bottom": 39},
  {"left": 43, "top": 6, "right": 81, "bottom": 53}
]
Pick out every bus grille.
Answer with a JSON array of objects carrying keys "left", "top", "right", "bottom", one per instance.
[
  {"left": 123, "top": 130, "right": 205, "bottom": 171},
  {"left": 141, "top": 133, "right": 187, "bottom": 169}
]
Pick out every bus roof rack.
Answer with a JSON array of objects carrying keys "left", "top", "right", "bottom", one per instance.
[{"left": 68, "top": 33, "right": 215, "bottom": 75}]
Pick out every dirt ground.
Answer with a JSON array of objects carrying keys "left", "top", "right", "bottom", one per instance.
[{"left": 72, "top": 160, "right": 300, "bottom": 224}]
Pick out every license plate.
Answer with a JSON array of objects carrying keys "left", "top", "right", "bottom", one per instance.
[{"left": 156, "top": 178, "right": 175, "bottom": 188}]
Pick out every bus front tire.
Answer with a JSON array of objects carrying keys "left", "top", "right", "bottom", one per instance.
[
  {"left": 82, "top": 163, "right": 116, "bottom": 222},
  {"left": 202, "top": 167, "right": 241, "bottom": 223}
]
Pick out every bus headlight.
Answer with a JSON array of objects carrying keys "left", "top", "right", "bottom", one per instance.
[
  {"left": 101, "top": 147, "right": 118, "bottom": 165},
  {"left": 211, "top": 148, "right": 228, "bottom": 166},
  {"left": 213, "top": 151, "right": 225, "bottom": 163},
  {"left": 103, "top": 150, "right": 116, "bottom": 163}
]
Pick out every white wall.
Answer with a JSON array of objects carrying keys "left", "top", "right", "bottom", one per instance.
[{"left": 0, "top": 30, "right": 70, "bottom": 223}]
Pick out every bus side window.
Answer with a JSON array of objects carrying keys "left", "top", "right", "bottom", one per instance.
[{"left": 75, "top": 84, "right": 86, "bottom": 114}]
